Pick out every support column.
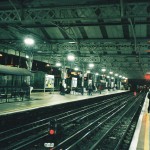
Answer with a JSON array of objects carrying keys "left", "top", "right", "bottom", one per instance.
[
  {"left": 116, "top": 77, "right": 120, "bottom": 90},
  {"left": 61, "top": 66, "right": 66, "bottom": 88},
  {"left": 111, "top": 77, "right": 115, "bottom": 90},
  {"left": 26, "top": 52, "right": 33, "bottom": 84},
  {"left": 94, "top": 74, "right": 97, "bottom": 91},
  {"left": 81, "top": 64, "right": 85, "bottom": 95},
  {"left": 25, "top": 52, "right": 33, "bottom": 98},
  {"left": 61, "top": 58, "right": 67, "bottom": 88},
  {"left": 81, "top": 64, "right": 85, "bottom": 87}
]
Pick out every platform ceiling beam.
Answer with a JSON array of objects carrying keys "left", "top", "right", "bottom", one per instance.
[{"left": 0, "top": 3, "right": 149, "bottom": 24}]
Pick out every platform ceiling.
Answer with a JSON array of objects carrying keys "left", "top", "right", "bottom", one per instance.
[{"left": 0, "top": 0, "right": 150, "bottom": 79}]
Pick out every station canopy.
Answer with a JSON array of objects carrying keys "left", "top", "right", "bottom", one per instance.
[
  {"left": 0, "top": 0, "right": 149, "bottom": 79},
  {"left": 0, "top": 65, "right": 31, "bottom": 76}
]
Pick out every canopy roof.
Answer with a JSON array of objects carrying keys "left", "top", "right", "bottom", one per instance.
[
  {"left": 0, "top": 0, "right": 149, "bottom": 79},
  {"left": 0, "top": 65, "right": 31, "bottom": 76}
]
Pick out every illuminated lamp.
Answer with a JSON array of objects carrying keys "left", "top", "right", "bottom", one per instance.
[
  {"left": 74, "top": 67, "right": 79, "bottom": 71},
  {"left": 56, "top": 62, "right": 61, "bottom": 67},
  {"left": 109, "top": 71, "right": 113, "bottom": 74},
  {"left": 101, "top": 68, "right": 106, "bottom": 72},
  {"left": 26, "top": 55, "right": 29, "bottom": 58},
  {"left": 68, "top": 41, "right": 76, "bottom": 44},
  {"left": 89, "top": 63, "right": 94, "bottom": 68},
  {"left": 67, "top": 54, "right": 75, "bottom": 61},
  {"left": 24, "top": 37, "right": 34, "bottom": 45},
  {"left": 46, "top": 64, "right": 50, "bottom": 67}
]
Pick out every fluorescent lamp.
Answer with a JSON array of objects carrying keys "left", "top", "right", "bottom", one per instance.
[
  {"left": 56, "top": 62, "right": 61, "bottom": 67},
  {"left": 24, "top": 37, "right": 34, "bottom": 45},
  {"left": 89, "top": 63, "right": 94, "bottom": 68},
  {"left": 67, "top": 54, "right": 75, "bottom": 61}
]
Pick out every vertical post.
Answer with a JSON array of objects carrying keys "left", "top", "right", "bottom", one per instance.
[
  {"left": 81, "top": 64, "right": 85, "bottom": 95},
  {"left": 26, "top": 52, "right": 33, "bottom": 98},
  {"left": 119, "top": 79, "right": 122, "bottom": 90},
  {"left": 81, "top": 64, "right": 84, "bottom": 87},
  {"left": 61, "top": 57, "right": 66, "bottom": 91},
  {"left": 120, "top": 0, "right": 124, "bottom": 17},
  {"left": 44, "top": 75, "right": 46, "bottom": 93},
  {"left": 94, "top": 74, "right": 97, "bottom": 92}
]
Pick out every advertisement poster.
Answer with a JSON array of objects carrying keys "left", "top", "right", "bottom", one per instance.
[
  {"left": 45, "top": 74, "right": 54, "bottom": 88},
  {"left": 71, "top": 77, "right": 77, "bottom": 88}
]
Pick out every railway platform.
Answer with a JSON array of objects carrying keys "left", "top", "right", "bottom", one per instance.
[
  {"left": 0, "top": 90, "right": 127, "bottom": 116},
  {"left": 130, "top": 93, "right": 150, "bottom": 150}
]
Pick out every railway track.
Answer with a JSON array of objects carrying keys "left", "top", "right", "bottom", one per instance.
[{"left": 0, "top": 92, "right": 145, "bottom": 150}]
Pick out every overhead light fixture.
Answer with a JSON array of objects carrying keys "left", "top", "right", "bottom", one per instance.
[
  {"left": 95, "top": 72, "right": 99, "bottom": 75},
  {"left": 115, "top": 74, "right": 118, "bottom": 76},
  {"left": 26, "top": 55, "right": 29, "bottom": 58},
  {"left": 68, "top": 41, "right": 76, "bottom": 44},
  {"left": 109, "top": 71, "right": 113, "bottom": 74},
  {"left": 67, "top": 54, "right": 75, "bottom": 61},
  {"left": 0, "top": 54, "right": 2, "bottom": 57},
  {"left": 89, "top": 63, "right": 94, "bottom": 68},
  {"left": 46, "top": 64, "right": 50, "bottom": 67},
  {"left": 101, "top": 68, "right": 106, "bottom": 72},
  {"left": 74, "top": 67, "right": 79, "bottom": 71},
  {"left": 87, "top": 70, "right": 90, "bottom": 73},
  {"left": 24, "top": 37, "right": 34, "bottom": 45},
  {"left": 56, "top": 62, "right": 61, "bottom": 67},
  {"left": 107, "top": 76, "right": 110, "bottom": 78},
  {"left": 119, "top": 75, "right": 122, "bottom": 78},
  {"left": 37, "top": 51, "right": 42, "bottom": 53}
]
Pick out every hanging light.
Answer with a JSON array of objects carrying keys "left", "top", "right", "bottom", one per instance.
[
  {"left": 46, "top": 64, "right": 50, "bottom": 67},
  {"left": 109, "top": 71, "right": 113, "bottom": 74},
  {"left": 74, "top": 67, "right": 79, "bottom": 71},
  {"left": 101, "top": 68, "right": 106, "bottom": 72},
  {"left": 68, "top": 41, "right": 76, "bottom": 44},
  {"left": 56, "top": 62, "right": 61, "bottom": 67},
  {"left": 67, "top": 54, "right": 75, "bottom": 61},
  {"left": 95, "top": 72, "right": 99, "bottom": 75},
  {"left": 24, "top": 37, "right": 34, "bottom": 45},
  {"left": 89, "top": 63, "right": 94, "bottom": 68},
  {"left": 26, "top": 55, "right": 29, "bottom": 58}
]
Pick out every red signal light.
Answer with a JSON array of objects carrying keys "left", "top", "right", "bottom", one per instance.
[
  {"left": 49, "top": 129, "right": 55, "bottom": 135},
  {"left": 144, "top": 74, "right": 150, "bottom": 80}
]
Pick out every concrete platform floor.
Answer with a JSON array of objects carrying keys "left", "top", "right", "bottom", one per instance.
[
  {"left": 0, "top": 90, "right": 126, "bottom": 116},
  {"left": 129, "top": 93, "right": 150, "bottom": 150}
]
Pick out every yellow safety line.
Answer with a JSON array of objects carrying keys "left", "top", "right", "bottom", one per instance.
[{"left": 144, "top": 113, "right": 149, "bottom": 150}]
